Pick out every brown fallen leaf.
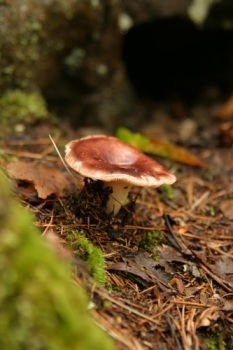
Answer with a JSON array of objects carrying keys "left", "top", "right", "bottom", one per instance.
[
  {"left": 220, "top": 199, "right": 233, "bottom": 220},
  {"left": 195, "top": 307, "right": 220, "bottom": 328},
  {"left": 158, "top": 245, "right": 192, "bottom": 272},
  {"left": 215, "top": 256, "right": 233, "bottom": 281},
  {"left": 6, "top": 160, "right": 69, "bottom": 199},
  {"left": 222, "top": 300, "right": 233, "bottom": 311},
  {"left": 170, "top": 277, "right": 185, "bottom": 295},
  {"left": 108, "top": 252, "right": 173, "bottom": 292}
]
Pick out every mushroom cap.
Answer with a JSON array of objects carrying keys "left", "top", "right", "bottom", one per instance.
[{"left": 65, "top": 135, "right": 176, "bottom": 187}]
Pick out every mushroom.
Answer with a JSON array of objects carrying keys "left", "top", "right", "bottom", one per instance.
[{"left": 65, "top": 135, "right": 176, "bottom": 215}]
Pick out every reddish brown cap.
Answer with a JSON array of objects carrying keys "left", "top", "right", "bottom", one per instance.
[{"left": 65, "top": 135, "right": 176, "bottom": 187}]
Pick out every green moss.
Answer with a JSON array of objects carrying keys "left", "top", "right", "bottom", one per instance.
[
  {"left": 202, "top": 332, "right": 226, "bottom": 350},
  {"left": 0, "top": 171, "right": 113, "bottom": 350},
  {"left": 0, "top": 11, "right": 44, "bottom": 91},
  {"left": 0, "top": 153, "right": 17, "bottom": 162},
  {"left": 0, "top": 90, "right": 52, "bottom": 131},
  {"left": 160, "top": 184, "right": 176, "bottom": 200},
  {"left": 139, "top": 230, "right": 163, "bottom": 259},
  {"left": 66, "top": 230, "right": 108, "bottom": 285},
  {"left": 203, "top": 172, "right": 214, "bottom": 181},
  {"left": 17, "top": 18, "right": 41, "bottom": 62},
  {"left": 209, "top": 206, "right": 215, "bottom": 216},
  {"left": 64, "top": 47, "right": 86, "bottom": 74},
  {"left": 0, "top": 0, "right": 100, "bottom": 93}
]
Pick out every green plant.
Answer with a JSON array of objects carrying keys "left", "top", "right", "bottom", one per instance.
[
  {"left": 160, "top": 184, "right": 176, "bottom": 200},
  {"left": 66, "top": 230, "right": 108, "bottom": 285},
  {"left": 209, "top": 206, "right": 215, "bottom": 216},
  {"left": 202, "top": 331, "right": 226, "bottom": 350},
  {"left": 139, "top": 230, "right": 163, "bottom": 260}
]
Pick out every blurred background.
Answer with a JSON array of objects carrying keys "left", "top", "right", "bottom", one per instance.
[{"left": 1, "top": 0, "right": 233, "bottom": 132}]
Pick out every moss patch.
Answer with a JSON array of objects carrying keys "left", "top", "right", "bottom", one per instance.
[
  {"left": 66, "top": 230, "right": 108, "bottom": 285},
  {"left": 0, "top": 171, "right": 113, "bottom": 350},
  {"left": 139, "top": 230, "right": 163, "bottom": 260},
  {"left": 0, "top": 90, "right": 52, "bottom": 132},
  {"left": 202, "top": 331, "right": 226, "bottom": 350}
]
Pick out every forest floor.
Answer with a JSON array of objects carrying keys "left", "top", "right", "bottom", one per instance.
[{"left": 1, "top": 98, "right": 233, "bottom": 350}]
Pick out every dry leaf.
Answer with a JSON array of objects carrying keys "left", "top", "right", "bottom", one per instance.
[
  {"left": 108, "top": 252, "right": 172, "bottom": 292},
  {"left": 220, "top": 199, "right": 233, "bottom": 220},
  {"left": 170, "top": 277, "right": 185, "bottom": 294},
  {"left": 7, "top": 161, "right": 69, "bottom": 199},
  {"left": 215, "top": 256, "right": 233, "bottom": 281},
  {"left": 222, "top": 300, "right": 233, "bottom": 311},
  {"left": 196, "top": 307, "right": 220, "bottom": 328}
]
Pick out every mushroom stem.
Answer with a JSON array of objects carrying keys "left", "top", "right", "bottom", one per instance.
[{"left": 104, "top": 181, "right": 130, "bottom": 215}]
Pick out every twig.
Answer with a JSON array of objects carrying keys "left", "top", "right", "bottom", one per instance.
[
  {"left": 95, "top": 288, "right": 161, "bottom": 326},
  {"left": 42, "top": 209, "right": 54, "bottom": 236},
  {"left": 49, "top": 134, "right": 76, "bottom": 180},
  {"left": 166, "top": 311, "right": 183, "bottom": 350},
  {"left": 0, "top": 148, "right": 58, "bottom": 161},
  {"left": 163, "top": 211, "right": 192, "bottom": 255}
]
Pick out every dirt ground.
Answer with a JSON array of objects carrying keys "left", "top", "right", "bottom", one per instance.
[{"left": 1, "top": 99, "right": 233, "bottom": 350}]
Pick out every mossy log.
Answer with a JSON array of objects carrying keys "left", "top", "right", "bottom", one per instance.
[{"left": 0, "top": 171, "right": 113, "bottom": 350}]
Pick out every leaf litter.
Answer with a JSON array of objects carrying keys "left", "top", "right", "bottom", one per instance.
[
  {"left": 1, "top": 117, "right": 233, "bottom": 350},
  {"left": 6, "top": 160, "right": 69, "bottom": 199}
]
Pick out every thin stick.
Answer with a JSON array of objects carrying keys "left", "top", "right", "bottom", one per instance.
[{"left": 49, "top": 134, "right": 76, "bottom": 180}]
